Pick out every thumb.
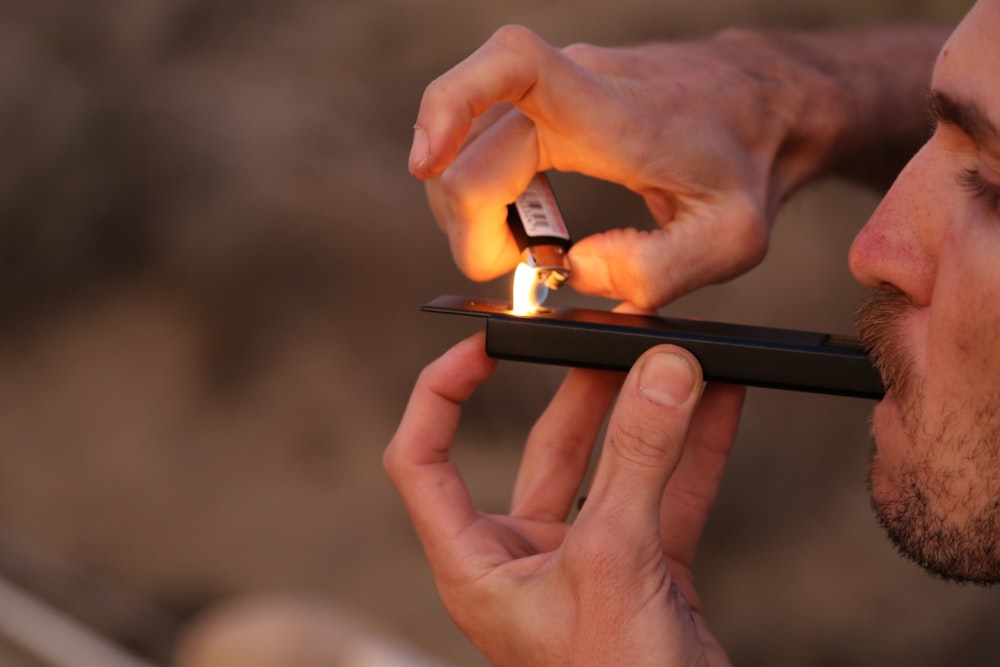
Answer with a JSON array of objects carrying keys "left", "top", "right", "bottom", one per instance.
[
  {"left": 584, "top": 346, "right": 702, "bottom": 523},
  {"left": 568, "top": 196, "right": 768, "bottom": 309}
]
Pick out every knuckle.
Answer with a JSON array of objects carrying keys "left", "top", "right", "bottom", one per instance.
[
  {"left": 562, "top": 41, "right": 602, "bottom": 68},
  {"left": 419, "top": 75, "right": 449, "bottom": 111},
  {"left": 490, "top": 24, "right": 544, "bottom": 54},
  {"left": 722, "top": 201, "right": 769, "bottom": 270},
  {"left": 595, "top": 227, "right": 671, "bottom": 308},
  {"left": 732, "top": 201, "right": 768, "bottom": 248},
  {"left": 628, "top": 236, "right": 674, "bottom": 308},
  {"left": 607, "top": 420, "right": 674, "bottom": 470}
]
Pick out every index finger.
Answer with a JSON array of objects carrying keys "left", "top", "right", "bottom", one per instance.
[
  {"left": 410, "top": 25, "right": 565, "bottom": 179},
  {"left": 410, "top": 25, "right": 632, "bottom": 182},
  {"left": 383, "top": 333, "right": 497, "bottom": 550}
]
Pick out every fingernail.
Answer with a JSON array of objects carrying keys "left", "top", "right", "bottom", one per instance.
[
  {"left": 639, "top": 352, "right": 695, "bottom": 407},
  {"left": 569, "top": 252, "right": 611, "bottom": 295},
  {"left": 409, "top": 125, "right": 429, "bottom": 175}
]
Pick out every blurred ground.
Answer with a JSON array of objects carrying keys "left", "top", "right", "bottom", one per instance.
[{"left": 0, "top": 0, "right": 996, "bottom": 665}]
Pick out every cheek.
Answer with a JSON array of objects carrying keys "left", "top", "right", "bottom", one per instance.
[{"left": 924, "top": 223, "right": 1000, "bottom": 400}]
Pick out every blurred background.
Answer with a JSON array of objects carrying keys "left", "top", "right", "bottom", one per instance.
[{"left": 0, "top": 0, "right": 993, "bottom": 665}]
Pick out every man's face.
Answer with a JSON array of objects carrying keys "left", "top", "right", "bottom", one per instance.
[{"left": 849, "top": 0, "right": 1000, "bottom": 583}]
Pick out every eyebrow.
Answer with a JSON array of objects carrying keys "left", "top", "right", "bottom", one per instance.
[{"left": 928, "top": 89, "right": 1000, "bottom": 151}]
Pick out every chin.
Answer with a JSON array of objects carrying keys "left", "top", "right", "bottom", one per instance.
[{"left": 865, "top": 399, "right": 1000, "bottom": 586}]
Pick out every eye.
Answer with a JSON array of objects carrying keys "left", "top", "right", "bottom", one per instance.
[{"left": 957, "top": 168, "right": 1000, "bottom": 213}]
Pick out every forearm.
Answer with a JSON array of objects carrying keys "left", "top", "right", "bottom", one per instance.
[{"left": 713, "top": 26, "right": 950, "bottom": 197}]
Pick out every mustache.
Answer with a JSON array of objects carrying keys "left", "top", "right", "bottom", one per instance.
[{"left": 855, "top": 289, "right": 919, "bottom": 398}]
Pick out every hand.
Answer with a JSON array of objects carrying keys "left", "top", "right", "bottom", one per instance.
[
  {"left": 384, "top": 333, "right": 745, "bottom": 666},
  {"left": 409, "top": 26, "right": 812, "bottom": 308},
  {"left": 409, "top": 25, "right": 945, "bottom": 309}
]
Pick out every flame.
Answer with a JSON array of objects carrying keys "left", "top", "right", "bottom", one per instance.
[{"left": 512, "top": 262, "right": 545, "bottom": 316}]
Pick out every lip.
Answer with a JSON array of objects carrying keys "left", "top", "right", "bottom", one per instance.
[
  {"left": 870, "top": 388, "right": 899, "bottom": 456},
  {"left": 867, "top": 390, "right": 898, "bottom": 491},
  {"left": 873, "top": 387, "right": 893, "bottom": 417}
]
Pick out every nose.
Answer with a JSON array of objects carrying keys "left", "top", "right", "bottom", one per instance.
[{"left": 848, "top": 141, "right": 941, "bottom": 306}]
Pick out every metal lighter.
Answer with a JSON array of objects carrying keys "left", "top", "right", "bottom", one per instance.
[{"left": 506, "top": 173, "right": 572, "bottom": 314}]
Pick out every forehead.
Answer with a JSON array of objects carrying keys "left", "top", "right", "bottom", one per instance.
[{"left": 933, "top": 0, "right": 1000, "bottom": 108}]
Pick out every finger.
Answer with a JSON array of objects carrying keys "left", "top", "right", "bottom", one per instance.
[
  {"left": 568, "top": 195, "right": 769, "bottom": 309},
  {"left": 410, "top": 25, "right": 568, "bottom": 179},
  {"left": 659, "top": 382, "right": 745, "bottom": 568},
  {"left": 509, "top": 366, "right": 624, "bottom": 521},
  {"left": 462, "top": 101, "right": 517, "bottom": 154},
  {"left": 410, "top": 25, "right": 639, "bottom": 184},
  {"left": 383, "top": 333, "right": 497, "bottom": 556},
  {"left": 583, "top": 345, "right": 703, "bottom": 525},
  {"left": 510, "top": 303, "right": 652, "bottom": 520},
  {"left": 424, "top": 109, "right": 538, "bottom": 281},
  {"left": 423, "top": 103, "right": 520, "bottom": 236}
]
